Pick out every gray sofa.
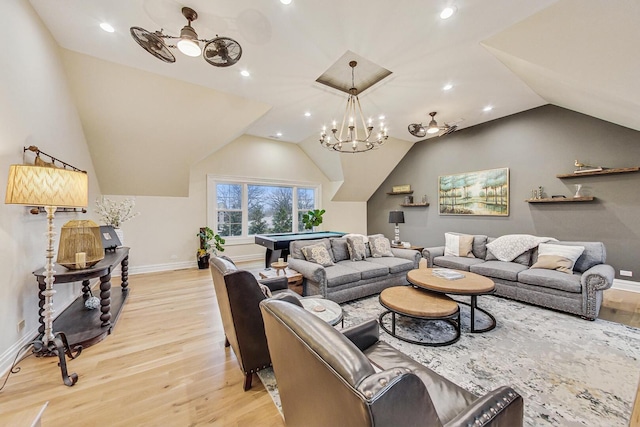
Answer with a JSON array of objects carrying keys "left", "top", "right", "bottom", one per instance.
[
  {"left": 287, "top": 236, "right": 420, "bottom": 303},
  {"left": 423, "top": 234, "right": 615, "bottom": 320}
]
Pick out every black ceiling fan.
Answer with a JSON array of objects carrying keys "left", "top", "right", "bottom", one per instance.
[
  {"left": 408, "top": 112, "right": 461, "bottom": 138},
  {"left": 130, "top": 7, "right": 242, "bottom": 68}
]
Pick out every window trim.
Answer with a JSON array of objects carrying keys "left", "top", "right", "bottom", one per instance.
[{"left": 207, "top": 175, "right": 322, "bottom": 246}]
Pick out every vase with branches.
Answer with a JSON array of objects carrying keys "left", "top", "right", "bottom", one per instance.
[{"left": 95, "top": 197, "right": 140, "bottom": 245}]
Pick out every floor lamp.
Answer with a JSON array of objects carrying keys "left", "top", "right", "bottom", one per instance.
[{"left": 5, "top": 164, "right": 88, "bottom": 386}]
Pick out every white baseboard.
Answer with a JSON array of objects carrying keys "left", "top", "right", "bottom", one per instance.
[
  {"left": 127, "top": 254, "right": 263, "bottom": 276},
  {"left": 128, "top": 260, "right": 195, "bottom": 276},
  {"left": 0, "top": 325, "right": 40, "bottom": 380},
  {"left": 612, "top": 278, "right": 640, "bottom": 293}
]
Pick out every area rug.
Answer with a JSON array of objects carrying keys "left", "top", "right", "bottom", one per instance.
[{"left": 258, "top": 294, "right": 640, "bottom": 426}]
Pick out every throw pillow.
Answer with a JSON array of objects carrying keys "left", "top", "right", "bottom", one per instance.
[
  {"left": 346, "top": 235, "right": 367, "bottom": 261},
  {"left": 444, "top": 233, "right": 475, "bottom": 258},
  {"left": 330, "top": 238, "right": 350, "bottom": 262},
  {"left": 530, "top": 255, "right": 574, "bottom": 274},
  {"left": 301, "top": 243, "right": 335, "bottom": 267},
  {"left": 531, "top": 243, "right": 585, "bottom": 273},
  {"left": 258, "top": 283, "right": 272, "bottom": 298},
  {"left": 368, "top": 234, "right": 394, "bottom": 258}
]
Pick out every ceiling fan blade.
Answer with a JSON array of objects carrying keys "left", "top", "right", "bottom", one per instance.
[
  {"left": 203, "top": 37, "right": 242, "bottom": 67},
  {"left": 408, "top": 124, "right": 426, "bottom": 138},
  {"left": 130, "top": 27, "right": 175, "bottom": 63}
]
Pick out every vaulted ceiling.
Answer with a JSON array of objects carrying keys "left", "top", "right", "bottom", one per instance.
[{"left": 28, "top": 0, "right": 640, "bottom": 198}]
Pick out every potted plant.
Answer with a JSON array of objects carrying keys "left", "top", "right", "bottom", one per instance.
[
  {"left": 301, "top": 209, "right": 325, "bottom": 231},
  {"left": 197, "top": 226, "right": 225, "bottom": 269}
]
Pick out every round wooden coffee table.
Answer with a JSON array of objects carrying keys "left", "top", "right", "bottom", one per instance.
[
  {"left": 407, "top": 268, "right": 496, "bottom": 333},
  {"left": 378, "top": 286, "right": 460, "bottom": 346}
]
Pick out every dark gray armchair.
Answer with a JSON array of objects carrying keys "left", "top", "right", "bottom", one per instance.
[
  {"left": 260, "top": 298, "right": 524, "bottom": 427},
  {"left": 209, "top": 255, "right": 301, "bottom": 390}
]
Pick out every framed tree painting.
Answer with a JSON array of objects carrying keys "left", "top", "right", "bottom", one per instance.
[{"left": 438, "top": 167, "right": 509, "bottom": 216}]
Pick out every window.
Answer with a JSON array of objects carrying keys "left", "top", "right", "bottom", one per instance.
[
  {"left": 216, "top": 183, "right": 242, "bottom": 237},
  {"left": 208, "top": 176, "right": 320, "bottom": 244}
]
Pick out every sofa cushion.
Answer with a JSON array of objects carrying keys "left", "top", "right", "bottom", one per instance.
[
  {"left": 336, "top": 260, "right": 389, "bottom": 279},
  {"left": 369, "top": 234, "right": 394, "bottom": 258},
  {"left": 471, "top": 235, "right": 489, "bottom": 259},
  {"left": 536, "top": 243, "right": 585, "bottom": 272},
  {"left": 517, "top": 268, "right": 582, "bottom": 293},
  {"left": 331, "top": 238, "right": 350, "bottom": 262},
  {"left": 530, "top": 255, "right": 573, "bottom": 274},
  {"left": 324, "top": 264, "right": 362, "bottom": 288},
  {"left": 444, "top": 232, "right": 475, "bottom": 257},
  {"left": 552, "top": 241, "right": 605, "bottom": 273},
  {"left": 366, "top": 256, "right": 415, "bottom": 274},
  {"left": 301, "top": 243, "right": 335, "bottom": 267},
  {"left": 290, "top": 238, "right": 333, "bottom": 261},
  {"left": 346, "top": 235, "right": 367, "bottom": 261},
  {"left": 433, "top": 256, "right": 485, "bottom": 271},
  {"left": 470, "top": 261, "right": 529, "bottom": 281}
]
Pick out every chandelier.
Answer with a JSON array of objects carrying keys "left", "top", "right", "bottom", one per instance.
[{"left": 320, "top": 61, "right": 388, "bottom": 153}]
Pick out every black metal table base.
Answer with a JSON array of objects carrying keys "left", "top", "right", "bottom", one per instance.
[
  {"left": 379, "top": 309, "right": 461, "bottom": 347},
  {"left": 458, "top": 295, "right": 496, "bottom": 333},
  {"left": 1, "top": 331, "right": 81, "bottom": 391},
  {"left": 33, "top": 332, "right": 82, "bottom": 386}
]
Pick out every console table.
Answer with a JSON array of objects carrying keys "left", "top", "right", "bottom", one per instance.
[{"left": 33, "top": 247, "right": 130, "bottom": 350}]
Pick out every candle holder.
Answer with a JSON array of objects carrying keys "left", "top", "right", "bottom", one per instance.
[{"left": 574, "top": 184, "right": 583, "bottom": 198}]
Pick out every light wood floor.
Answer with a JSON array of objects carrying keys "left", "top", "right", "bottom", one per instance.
[{"left": 0, "top": 268, "right": 638, "bottom": 426}]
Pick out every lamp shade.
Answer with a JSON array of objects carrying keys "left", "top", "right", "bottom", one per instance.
[
  {"left": 388, "top": 210, "right": 405, "bottom": 224},
  {"left": 5, "top": 165, "right": 88, "bottom": 207}
]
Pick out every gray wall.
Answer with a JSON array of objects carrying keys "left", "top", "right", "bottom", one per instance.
[{"left": 367, "top": 105, "right": 640, "bottom": 281}]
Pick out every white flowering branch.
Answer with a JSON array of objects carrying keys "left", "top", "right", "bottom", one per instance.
[{"left": 95, "top": 197, "right": 140, "bottom": 228}]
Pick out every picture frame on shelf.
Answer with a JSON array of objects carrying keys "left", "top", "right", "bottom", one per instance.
[
  {"left": 100, "top": 225, "right": 122, "bottom": 251},
  {"left": 392, "top": 184, "right": 411, "bottom": 193}
]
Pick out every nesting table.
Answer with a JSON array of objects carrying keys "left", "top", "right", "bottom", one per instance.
[
  {"left": 379, "top": 286, "right": 460, "bottom": 346},
  {"left": 407, "top": 268, "right": 496, "bottom": 333}
]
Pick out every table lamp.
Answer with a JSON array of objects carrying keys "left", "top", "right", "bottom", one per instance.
[
  {"left": 388, "top": 210, "right": 405, "bottom": 245},
  {"left": 5, "top": 164, "right": 88, "bottom": 386}
]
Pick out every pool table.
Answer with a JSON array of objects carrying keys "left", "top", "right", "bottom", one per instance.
[{"left": 255, "top": 231, "right": 346, "bottom": 268}]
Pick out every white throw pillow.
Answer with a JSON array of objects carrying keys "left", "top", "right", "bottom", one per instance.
[
  {"left": 444, "top": 233, "right": 475, "bottom": 258},
  {"left": 535, "top": 243, "right": 585, "bottom": 272}
]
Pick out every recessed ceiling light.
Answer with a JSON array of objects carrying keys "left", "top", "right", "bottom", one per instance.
[
  {"left": 443, "top": 83, "right": 453, "bottom": 91},
  {"left": 280, "top": 0, "right": 292, "bottom": 4},
  {"left": 240, "top": 70, "right": 250, "bottom": 77},
  {"left": 378, "top": 115, "right": 385, "bottom": 120},
  {"left": 100, "top": 22, "right": 115, "bottom": 33},
  {"left": 276, "top": 132, "right": 283, "bottom": 137},
  {"left": 483, "top": 106, "right": 493, "bottom": 112},
  {"left": 304, "top": 112, "right": 311, "bottom": 117},
  {"left": 440, "top": 7, "right": 456, "bottom": 20}
]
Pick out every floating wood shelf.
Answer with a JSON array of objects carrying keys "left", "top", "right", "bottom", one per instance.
[
  {"left": 400, "top": 203, "right": 429, "bottom": 207},
  {"left": 556, "top": 167, "right": 640, "bottom": 178},
  {"left": 525, "top": 197, "right": 595, "bottom": 203},
  {"left": 387, "top": 190, "right": 414, "bottom": 195}
]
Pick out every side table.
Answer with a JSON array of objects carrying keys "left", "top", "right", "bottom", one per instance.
[
  {"left": 392, "top": 244, "right": 425, "bottom": 253},
  {"left": 300, "top": 298, "right": 343, "bottom": 327},
  {"left": 32, "top": 247, "right": 130, "bottom": 351},
  {"left": 259, "top": 267, "right": 304, "bottom": 295}
]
